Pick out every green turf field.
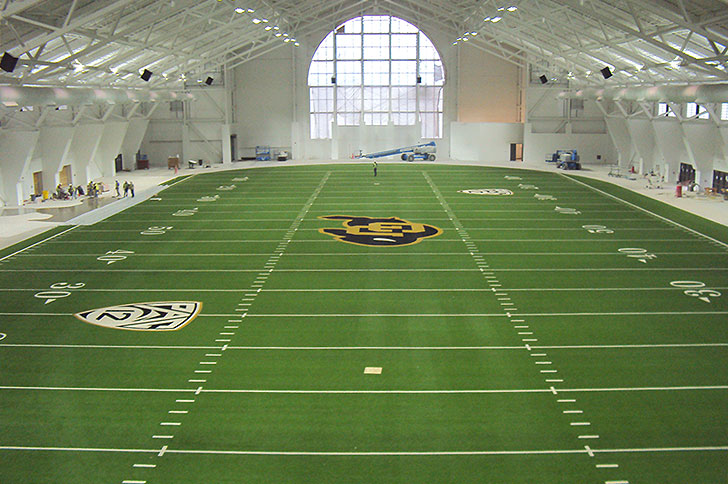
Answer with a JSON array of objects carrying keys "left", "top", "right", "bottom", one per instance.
[{"left": 1, "top": 163, "right": 726, "bottom": 483}]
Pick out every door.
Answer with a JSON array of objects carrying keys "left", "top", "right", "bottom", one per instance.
[
  {"left": 33, "top": 171, "right": 43, "bottom": 195},
  {"left": 59, "top": 164, "right": 72, "bottom": 186},
  {"left": 510, "top": 143, "right": 523, "bottom": 162},
  {"left": 230, "top": 134, "right": 238, "bottom": 161}
]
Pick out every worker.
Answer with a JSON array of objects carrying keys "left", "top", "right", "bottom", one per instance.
[{"left": 373, "top": 161, "right": 378, "bottom": 177}]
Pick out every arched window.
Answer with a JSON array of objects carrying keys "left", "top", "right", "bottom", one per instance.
[{"left": 308, "top": 16, "right": 444, "bottom": 140}]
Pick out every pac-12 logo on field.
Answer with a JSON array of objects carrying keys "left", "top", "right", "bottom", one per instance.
[
  {"left": 318, "top": 215, "right": 442, "bottom": 247},
  {"left": 75, "top": 302, "right": 202, "bottom": 331},
  {"left": 458, "top": 189, "right": 513, "bottom": 196}
]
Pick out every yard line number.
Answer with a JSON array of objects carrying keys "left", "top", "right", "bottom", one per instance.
[
  {"left": 34, "top": 282, "right": 86, "bottom": 305},
  {"left": 97, "top": 250, "right": 135, "bottom": 265},
  {"left": 618, "top": 247, "right": 657, "bottom": 264},
  {"left": 583, "top": 224, "right": 614, "bottom": 234},
  {"left": 141, "top": 226, "right": 173, "bottom": 236},
  {"left": 670, "top": 281, "right": 722, "bottom": 304}
]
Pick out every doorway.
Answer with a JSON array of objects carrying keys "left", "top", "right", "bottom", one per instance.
[
  {"left": 678, "top": 162, "right": 695, "bottom": 184},
  {"left": 33, "top": 171, "right": 43, "bottom": 195},
  {"left": 510, "top": 143, "right": 523, "bottom": 162},
  {"left": 59, "top": 164, "right": 72, "bottom": 186}
]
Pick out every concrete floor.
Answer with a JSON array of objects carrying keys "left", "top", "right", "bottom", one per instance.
[{"left": 1, "top": 159, "right": 726, "bottom": 252}]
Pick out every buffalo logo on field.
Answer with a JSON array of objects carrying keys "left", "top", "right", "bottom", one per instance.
[
  {"left": 75, "top": 302, "right": 202, "bottom": 331},
  {"left": 458, "top": 189, "right": 513, "bottom": 196},
  {"left": 318, "top": 215, "right": 442, "bottom": 247}
]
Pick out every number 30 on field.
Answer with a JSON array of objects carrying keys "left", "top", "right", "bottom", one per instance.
[
  {"left": 34, "top": 282, "right": 85, "bottom": 304},
  {"left": 670, "top": 280, "right": 721, "bottom": 303}
]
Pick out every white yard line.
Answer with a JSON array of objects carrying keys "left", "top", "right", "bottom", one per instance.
[
  {"left": 1, "top": 385, "right": 726, "bottom": 394},
  {"left": 2, "top": 343, "right": 725, "bottom": 350},
  {"left": 4, "top": 311, "right": 728, "bottom": 317},
  {"left": 0, "top": 445, "right": 725, "bottom": 456}
]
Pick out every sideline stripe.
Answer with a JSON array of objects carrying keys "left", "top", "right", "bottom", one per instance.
[
  {"left": 3, "top": 311, "right": 728, "bottom": 318},
  {"left": 560, "top": 173, "right": 728, "bottom": 250},
  {"left": 21, "top": 287, "right": 728, "bottom": 293},
  {"left": 16, "top": 251, "right": 724, "bottom": 257},
  {"left": 0, "top": 445, "right": 725, "bottom": 456},
  {"left": 2, "top": 343, "right": 725, "bottom": 350},
  {"left": 0, "top": 226, "right": 78, "bottom": 262},
  {"left": 1, "top": 385, "right": 725, "bottom": 394},
  {"left": 6, "top": 267, "right": 726, "bottom": 274}
]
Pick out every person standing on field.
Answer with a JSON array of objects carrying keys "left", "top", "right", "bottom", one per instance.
[{"left": 373, "top": 161, "right": 378, "bottom": 177}]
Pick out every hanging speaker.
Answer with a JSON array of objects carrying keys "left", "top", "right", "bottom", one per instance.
[
  {"left": 205, "top": 77, "right": 213, "bottom": 86},
  {"left": 331, "top": 76, "right": 336, "bottom": 84},
  {"left": 600, "top": 67, "right": 612, "bottom": 79},
  {"left": 416, "top": 75, "right": 422, "bottom": 84},
  {"left": 140, "top": 69, "right": 153, "bottom": 82},
  {"left": 1, "top": 52, "right": 19, "bottom": 73},
  {"left": 539, "top": 75, "right": 548, "bottom": 84}
]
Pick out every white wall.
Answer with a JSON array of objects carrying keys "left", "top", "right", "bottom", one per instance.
[
  {"left": 139, "top": 90, "right": 226, "bottom": 168},
  {"left": 120, "top": 119, "right": 150, "bottom": 171},
  {"left": 718, "top": 127, "right": 728, "bottom": 172},
  {"left": 451, "top": 122, "right": 523, "bottom": 162},
  {"left": 0, "top": 130, "right": 39, "bottom": 205},
  {"left": 522, "top": 86, "right": 615, "bottom": 166},
  {"left": 234, "top": 49, "right": 294, "bottom": 156},
  {"left": 626, "top": 119, "right": 658, "bottom": 173},
  {"left": 652, "top": 119, "right": 688, "bottom": 183},
  {"left": 523, "top": 129, "right": 616, "bottom": 165},
  {"left": 605, "top": 117, "right": 635, "bottom": 168},
  {"left": 457, "top": 45, "right": 522, "bottom": 123},
  {"left": 67, "top": 124, "right": 105, "bottom": 186},
  {"left": 683, "top": 122, "right": 721, "bottom": 188},
  {"left": 230, "top": 15, "right": 523, "bottom": 161}
]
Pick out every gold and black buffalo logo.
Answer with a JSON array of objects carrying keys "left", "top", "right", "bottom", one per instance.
[{"left": 318, "top": 215, "right": 442, "bottom": 247}]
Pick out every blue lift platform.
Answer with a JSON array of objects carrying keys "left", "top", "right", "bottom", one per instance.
[{"left": 358, "top": 141, "right": 436, "bottom": 161}]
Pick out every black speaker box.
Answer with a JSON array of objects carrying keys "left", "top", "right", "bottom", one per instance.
[
  {"left": 140, "top": 69, "right": 152, "bottom": 81},
  {"left": 1, "top": 52, "right": 19, "bottom": 73},
  {"left": 539, "top": 75, "right": 548, "bottom": 84},
  {"left": 600, "top": 67, "right": 612, "bottom": 79},
  {"left": 205, "top": 77, "right": 213, "bottom": 86}
]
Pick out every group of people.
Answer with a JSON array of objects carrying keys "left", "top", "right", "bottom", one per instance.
[
  {"left": 86, "top": 181, "right": 104, "bottom": 198},
  {"left": 54, "top": 183, "right": 84, "bottom": 200},
  {"left": 50, "top": 179, "right": 135, "bottom": 201},
  {"left": 115, "top": 180, "right": 135, "bottom": 198}
]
